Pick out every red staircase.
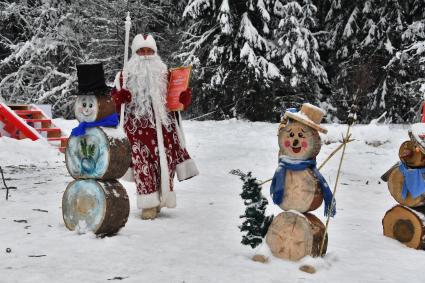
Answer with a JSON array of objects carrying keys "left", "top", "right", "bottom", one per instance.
[{"left": 0, "top": 103, "right": 68, "bottom": 153}]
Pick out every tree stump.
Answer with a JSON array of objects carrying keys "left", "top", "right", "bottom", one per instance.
[
  {"left": 382, "top": 205, "right": 425, "bottom": 249},
  {"left": 62, "top": 179, "right": 130, "bottom": 236},
  {"left": 278, "top": 169, "right": 323, "bottom": 213},
  {"left": 266, "top": 211, "right": 327, "bottom": 261},
  {"left": 65, "top": 127, "right": 131, "bottom": 180},
  {"left": 398, "top": 140, "right": 425, "bottom": 168},
  {"left": 74, "top": 95, "right": 116, "bottom": 123},
  {"left": 386, "top": 166, "right": 425, "bottom": 207}
]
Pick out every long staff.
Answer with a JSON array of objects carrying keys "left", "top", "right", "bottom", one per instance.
[
  {"left": 119, "top": 12, "right": 131, "bottom": 129},
  {"left": 319, "top": 107, "right": 357, "bottom": 256}
]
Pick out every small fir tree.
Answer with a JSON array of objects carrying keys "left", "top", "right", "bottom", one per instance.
[{"left": 239, "top": 172, "right": 273, "bottom": 249}]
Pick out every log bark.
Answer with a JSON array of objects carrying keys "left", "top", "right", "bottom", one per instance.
[
  {"left": 387, "top": 166, "right": 425, "bottom": 207},
  {"left": 382, "top": 205, "right": 425, "bottom": 250},
  {"left": 398, "top": 140, "right": 425, "bottom": 168},
  {"left": 65, "top": 127, "right": 131, "bottom": 180},
  {"left": 266, "top": 211, "right": 327, "bottom": 261},
  {"left": 278, "top": 169, "right": 323, "bottom": 213},
  {"left": 62, "top": 179, "right": 130, "bottom": 236}
]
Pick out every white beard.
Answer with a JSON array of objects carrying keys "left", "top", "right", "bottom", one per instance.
[{"left": 125, "top": 54, "right": 170, "bottom": 127}]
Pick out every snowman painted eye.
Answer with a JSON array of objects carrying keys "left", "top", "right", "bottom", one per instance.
[
  {"left": 298, "top": 133, "right": 304, "bottom": 138},
  {"left": 89, "top": 104, "right": 93, "bottom": 108},
  {"left": 289, "top": 132, "right": 295, "bottom": 138},
  {"left": 83, "top": 103, "right": 87, "bottom": 107}
]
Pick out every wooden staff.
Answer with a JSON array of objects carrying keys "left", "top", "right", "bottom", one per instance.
[
  {"left": 119, "top": 12, "right": 131, "bottom": 129},
  {"left": 319, "top": 114, "right": 355, "bottom": 256}
]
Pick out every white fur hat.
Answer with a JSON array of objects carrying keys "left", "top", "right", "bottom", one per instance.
[{"left": 131, "top": 34, "right": 157, "bottom": 54}]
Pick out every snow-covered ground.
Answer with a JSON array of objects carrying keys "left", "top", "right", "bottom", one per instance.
[{"left": 0, "top": 120, "right": 424, "bottom": 283}]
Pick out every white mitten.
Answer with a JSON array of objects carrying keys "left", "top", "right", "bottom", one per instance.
[{"left": 114, "top": 71, "right": 122, "bottom": 91}]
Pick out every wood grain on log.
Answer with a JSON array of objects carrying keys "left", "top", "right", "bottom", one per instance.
[
  {"left": 279, "top": 169, "right": 323, "bottom": 213},
  {"left": 387, "top": 167, "right": 425, "bottom": 207},
  {"left": 266, "top": 211, "right": 327, "bottom": 261},
  {"left": 382, "top": 205, "right": 425, "bottom": 249},
  {"left": 62, "top": 179, "right": 129, "bottom": 236}
]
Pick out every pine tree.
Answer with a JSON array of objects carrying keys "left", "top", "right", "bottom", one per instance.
[
  {"left": 239, "top": 172, "right": 273, "bottom": 249},
  {"left": 181, "top": 0, "right": 282, "bottom": 121},
  {"left": 273, "top": 0, "right": 328, "bottom": 107},
  {"left": 319, "top": 0, "right": 370, "bottom": 121},
  {"left": 378, "top": 0, "right": 425, "bottom": 122}
]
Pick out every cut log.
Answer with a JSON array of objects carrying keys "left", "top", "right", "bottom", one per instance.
[
  {"left": 74, "top": 95, "right": 116, "bottom": 123},
  {"left": 265, "top": 211, "right": 327, "bottom": 261},
  {"left": 278, "top": 169, "right": 323, "bottom": 213},
  {"left": 66, "top": 127, "right": 131, "bottom": 180},
  {"left": 398, "top": 140, "right": 425, "bottom": 168},
  {"left": 382, "top": 205, "right": 425, "bottom": 249},
  {"left": 62, "top": 179, "right": 130, "bottom": 236},
  {"left": 387, "top": 166, "right": 425, "bottom": 207},
  {"left": 278, "top": 121, "right": 321, "bottom": 159}
]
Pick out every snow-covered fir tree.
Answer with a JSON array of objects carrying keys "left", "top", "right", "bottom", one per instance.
[
  {"left": 377, "top": 0, "right": 425, "bottom": 122},
  {"left": 319, "top": 0, "right": 370, "bottom": 121},
  {"left": 181, "top": 0, "right": 282, "bottom": 121},
  {"left": 273, "top": 0, "right": 328, "bottom": 108},
  {"left": 319, "top": 0, "right": 425, "bottom": 123}
]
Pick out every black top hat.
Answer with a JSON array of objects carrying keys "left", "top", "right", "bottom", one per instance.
[{"left": 76, "top": 62, "right": 110, "bottom": 95}]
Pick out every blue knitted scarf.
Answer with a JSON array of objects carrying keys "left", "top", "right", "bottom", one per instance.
[
  {"left": 398, "top": 162, "right": 425, "bottom": 200},
  {"left": 71, "top": 113, "right": 119, "bottom": 137},
  {"left": 270, "top": 156, "right": 336, "bottom": 217}
]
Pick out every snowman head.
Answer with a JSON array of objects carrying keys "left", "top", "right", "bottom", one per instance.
[
  {"left": 74, "top": 95, "right": 99, "bottom": 122},
  {"left": 278, "top": 120, "right": 321, "bottom": 159},
  {"left": 278, "top": 103, "right": 327, "bottom": 160}
]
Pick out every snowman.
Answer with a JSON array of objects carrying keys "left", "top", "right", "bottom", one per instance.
[
  {"left": 265, "top": 103, "right": 335, "bottom": 261},
  {"left": 270, "top": 103, "right": 334, "bottom": 215},
  {"left": 62, "top": 63, "right": 131, "bottom": 236}
]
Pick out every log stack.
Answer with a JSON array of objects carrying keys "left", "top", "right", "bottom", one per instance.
[
  {"left": 265, "top": 103, "right": 329, "bottom": 261},
  {"left": 382, "top": 125, "right": 425, "bottom": 250},
  {"left": 62, "top": 63, "right": 132, "bottom": 236}
]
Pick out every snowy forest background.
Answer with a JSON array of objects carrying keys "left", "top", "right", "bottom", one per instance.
[{"left": 1, "top": 0, "right": 425, "bottom": 123}]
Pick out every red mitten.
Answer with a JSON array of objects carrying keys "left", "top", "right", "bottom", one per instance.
[
  {"left": 111, "top": 88, "right": 132, "bottom": 113},
  {"left": 179, "top": 87, "right": 192, "bottom": 111}
]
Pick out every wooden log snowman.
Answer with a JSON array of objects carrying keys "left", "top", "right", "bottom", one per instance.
[
  {"left": 266, "top": 103, "right": 335, "bottom": 261},
  {"left": 62, "top": 63, "right": 132, "bottom": 236},
  {"left": 382, "top": 123, "right": 425, "bottom": 249}
]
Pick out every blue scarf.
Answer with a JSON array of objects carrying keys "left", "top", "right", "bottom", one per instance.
[
  {"left": 399, "top": 162, "right": 425, "bottom": 200},
  {"left": 71, "top": 113, "right": 119, "bottom": 137},
  {"left": 270, "top": 157, "right": 336, "bottom": 217}
]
